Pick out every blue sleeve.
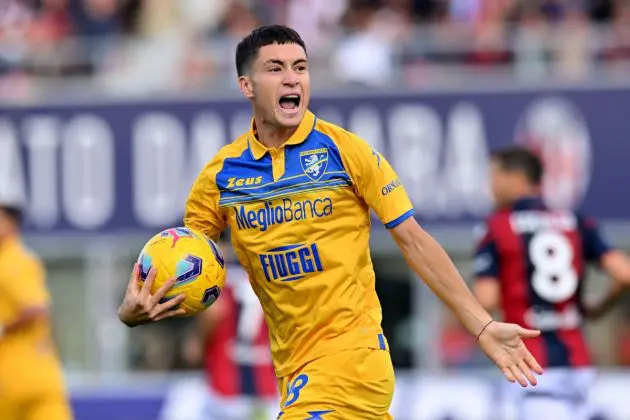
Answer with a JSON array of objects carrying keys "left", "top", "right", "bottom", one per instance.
[
  {"left": 577, "top": 215, "right": 611, "bottom": 263},
  {"left": 473, "top": 222, "right": 499, "bottom": 279}
]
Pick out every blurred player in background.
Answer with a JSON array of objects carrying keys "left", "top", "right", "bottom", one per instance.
[
  {"left": 0, "top": 200, "right": 73, "bottom": 420},
  {"left": 120, "top": 25, "right": 544, "bottom": 419},
  {"left": 183, "top": 246, "right": 277, "bottom": 420},
  {"left": 474, "top": 146, "right": 630, "bottom": 420}
]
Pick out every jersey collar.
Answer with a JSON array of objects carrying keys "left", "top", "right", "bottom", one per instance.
[
  {"left": 248, "top": 110, "right": 316, "bottom": 160},
  {"left": 511, "top": 196, "right": 545, "bottom": 211}
]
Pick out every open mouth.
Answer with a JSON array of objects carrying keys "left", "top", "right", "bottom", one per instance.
[{"left": 279, "top": 94, "right": 301, "bottom": 112}]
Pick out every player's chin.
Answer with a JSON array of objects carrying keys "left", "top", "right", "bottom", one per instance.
[{"left": 275, "top": 106, "right": 304, "bottom": 127}]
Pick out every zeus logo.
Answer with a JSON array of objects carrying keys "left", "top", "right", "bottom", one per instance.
[
  {"left": 259, "top": 244, "right": 324, "bottom": 282},
  {"left": 227, "top": 176, "right": 263, "bottom": 188}
]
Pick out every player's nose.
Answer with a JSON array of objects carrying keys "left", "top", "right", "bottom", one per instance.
[{"left": 282, "top": 70, "right": 300, "bottom": 86}]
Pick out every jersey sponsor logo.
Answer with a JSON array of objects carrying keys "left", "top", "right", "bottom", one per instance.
[
  {"left": 300, "top": 148, "right": 328, "bottom": 181},
  {"left": 234, "top": 197, "right": 333, "bottom": 232},
  {"left": 227, "top": 176, "right": 263, "bottom": 188},
  {"left": 524, "top": 304, "right": 581, "bottom": 331},
  {"left": 259, "top": 244, "right": 324, "bottom": 282},
  {"left": 381, "top": 178, "right": 402, "bottom": 195}
]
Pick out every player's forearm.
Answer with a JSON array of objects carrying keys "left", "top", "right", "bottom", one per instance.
[
  {"left": 1, "top": 306, "right": 49, "bottom": 337},
  {"left": 394, "top": 224, "right": 493, "bottom": 336},
  {"left": 602, "top": 251, "right": 630, "bottom": 285}
]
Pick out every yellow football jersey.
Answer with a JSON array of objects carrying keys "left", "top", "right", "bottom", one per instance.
[
  {"left": 0, "top": 237, "right": 67, "bottom": 399},
  {"left": 185, "top": 110, "right": 413, "bottom": 377}
]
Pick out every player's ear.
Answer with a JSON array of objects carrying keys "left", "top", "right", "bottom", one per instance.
[{"left": 239, "top": 76, "right": 254, "bottom": 99}]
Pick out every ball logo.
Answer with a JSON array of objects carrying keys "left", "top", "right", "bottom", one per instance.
[
  {"left": 515, "top": 98, "right": 592, "bottom": 210},
  {"left": 160, "top": 227, "right": 194, "bottom": 248}
]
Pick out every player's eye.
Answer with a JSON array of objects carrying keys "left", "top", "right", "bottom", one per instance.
[
  {"left": 295, "top": 65, "right": 307, "bottom": 72},
  {"left": 268, "top": 67, "right": 282, "bottom": 73}
]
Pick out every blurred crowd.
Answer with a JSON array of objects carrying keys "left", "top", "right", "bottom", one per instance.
[{"left": 1, "top": 0, "right": 630, "bottom": 98}]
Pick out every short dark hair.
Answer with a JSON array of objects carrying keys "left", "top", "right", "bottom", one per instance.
[
  {"left": 235, "top": 25, "right": 307, "bottom": 77},
  {"left": 491, "top": 146, "right": 543, "bottom": 185},
  {"left": 0, "top": 206, "right": 23, "bottom": 227}
]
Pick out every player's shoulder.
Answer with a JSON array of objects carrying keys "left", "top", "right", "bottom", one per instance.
[
  {"left": 197, "top": 135, "right": 250, "bottom": 178},
  {"left": 572, "top": 211, "right": 600, "bottom": 230},
  {"left": 213, "top": 134, "right": 250, "bottom": 164},
  {"left": 314, "top": 117, "right": 364, "bottom": 149},
  {"left": 0, "top": 240, "right": 43, "bottom": 275}
]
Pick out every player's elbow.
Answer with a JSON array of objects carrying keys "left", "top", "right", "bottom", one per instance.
[
  {"left": 5, "top": 305, "right": 50, "bottom": 334},
  {"left": 390, "top": 217, "right": 426, "bottom": 255},
  {"left": 473, "top": 279, "right": 500, "bottom": 312},
  {"left": 21, "top": 305, "right": 49, "bottom": 320}
]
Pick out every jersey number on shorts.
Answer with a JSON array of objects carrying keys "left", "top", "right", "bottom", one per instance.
[
  {"left": 529, "top": 231, "right": 578, "bottom": 303},
  {"left": 284, "top": 374, "right": 309, "bottom": 407}
]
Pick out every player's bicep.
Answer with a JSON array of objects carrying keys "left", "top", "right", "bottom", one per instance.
[
  {"left": 473, "top": 223, "right": 500, "bottom": 311},
  {"left": 342, "top": 134, "right": 413, "bottom": 228},
  {"left": 184, "top": 164, "right": 226, "bottom": 240}
]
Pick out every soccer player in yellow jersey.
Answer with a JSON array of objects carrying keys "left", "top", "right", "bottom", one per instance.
[
  {"left": 118, "top": 26, "right": 544, "bottom": 419},
  {"left": 0, "top": 204, "right": 73, "bottom": 420}
]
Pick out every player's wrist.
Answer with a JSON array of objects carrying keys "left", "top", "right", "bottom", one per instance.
[{"left": 475, "top": 319, "right": 495, "bottom": 341}]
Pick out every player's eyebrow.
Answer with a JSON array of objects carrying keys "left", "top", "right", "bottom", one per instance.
[
  {"left": 263, "top": 59, "right": 285, "bottom": 67},
  {"left": 263, "top": 58, "right": 308, "bottom": 67}
]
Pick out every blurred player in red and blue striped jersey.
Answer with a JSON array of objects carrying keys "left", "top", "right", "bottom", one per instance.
[
  {"left": 182, "top": 255, "right": 277, "bottom": 420},
  {"left": 474, "top": 146, "right": 630, "bottom": 420}
]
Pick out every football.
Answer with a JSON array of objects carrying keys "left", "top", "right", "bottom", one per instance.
[{"left": 136, "top": 227, "right": 226, "bottom": 315}]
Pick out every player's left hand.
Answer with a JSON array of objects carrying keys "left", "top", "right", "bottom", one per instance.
[
  {"left": 117, "top": 264, "right": 186, "bottom": 327},
  {"left": 477, "top": 321, "right": 543, "bottom": 387}
]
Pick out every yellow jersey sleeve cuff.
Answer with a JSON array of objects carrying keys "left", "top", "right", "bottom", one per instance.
[{"left": 384, "top": 209, "right": 414, "bottom": 229}]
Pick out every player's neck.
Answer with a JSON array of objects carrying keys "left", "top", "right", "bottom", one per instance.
[
  {"left": 254, "top": 117, "right": 297, "bottom": 149},
  {"left": 0, "top": 232, "right": 18, "bottom": 251}
]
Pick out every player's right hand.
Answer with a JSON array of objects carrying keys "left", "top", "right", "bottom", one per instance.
[
  {"left": 477, "top": 321, "right": 543, "bottom": 387},
  {"left": 117, "top": 263, "right": 186, "bottom": 327}
]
